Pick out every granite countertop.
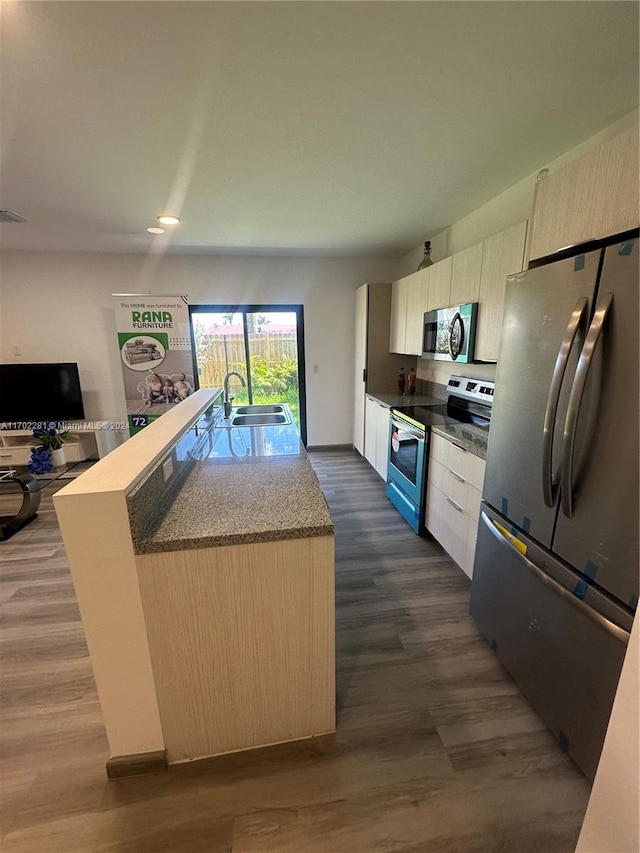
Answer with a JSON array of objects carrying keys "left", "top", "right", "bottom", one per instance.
[
  {"left": 366, "top": 392, "right": 445, "bottom": 408},
  {"left": 133, "top": 420, "right": 334, "bottom": 554},
  {"left": 431, "top": 423, "right": 489, "bottom": 460},
  {"left": 368, "top": 391, "right": 489, "bottom": 461}
]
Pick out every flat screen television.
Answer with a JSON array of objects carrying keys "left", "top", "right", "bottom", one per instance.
[{"left": 0, "top": 363, "right": 85, "bottom": 426}]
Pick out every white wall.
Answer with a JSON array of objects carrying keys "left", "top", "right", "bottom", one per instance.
[
  {"left": 396, "top": 108, "right": 639, "bottom": 278},
  {"left": 404, "top": 109, "right": 639, "bottom": 389},
  {"left": 1, "top": 110, "right": 637, "bottom": 443},
  {"left": 0, "top": 251, "right": 397, "bottom": 445}
]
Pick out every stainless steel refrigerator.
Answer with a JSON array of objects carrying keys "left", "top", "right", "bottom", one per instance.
[{"left": 470, "top": 230, "right": 638, "bottom": 782}]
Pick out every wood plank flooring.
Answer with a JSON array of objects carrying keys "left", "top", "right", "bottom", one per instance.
[{"left": 0, "top": 450, "right": 590, "bottom": 852}]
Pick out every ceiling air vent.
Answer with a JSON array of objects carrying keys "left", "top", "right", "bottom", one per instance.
[{"left": 0, "top": 210, "right": 28, "bottom": 223}]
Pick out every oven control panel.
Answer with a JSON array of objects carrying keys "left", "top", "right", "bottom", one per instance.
[{"left": 447, "top": 375, "right": 495, "bottom": 406}]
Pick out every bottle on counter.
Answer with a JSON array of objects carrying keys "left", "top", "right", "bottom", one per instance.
[
  {"left": 398, "top": 367, "right": 406, "bottom": 395},
  {"left": 407, "top": 367, "right": 416, "bottom": 395}
]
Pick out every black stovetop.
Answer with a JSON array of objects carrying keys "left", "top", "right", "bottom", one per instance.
[{"left": 393, "top": 398, "right": 491, "bottom": 431}]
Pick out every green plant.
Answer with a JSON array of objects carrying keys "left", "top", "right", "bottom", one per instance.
[
  {"left": 250, "top": 355, "right": 298, "bottom": 396},
  {"left": 30, "top": 426, "right": 77, "bottom": 451}
]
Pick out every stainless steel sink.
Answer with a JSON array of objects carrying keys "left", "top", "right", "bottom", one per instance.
[
  {"left": 230, "top": 413, "right": 289, "bottom": 427},
  {"left": 234, "top": 404, "right": 284, "bottom": 415}
]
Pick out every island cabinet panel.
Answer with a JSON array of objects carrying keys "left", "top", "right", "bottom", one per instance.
[
  {"left": 474, "top": 220, "right": 528, "bottom": 362},
  {"left": 450, "top": 241, "right": 483, "bottom": 306},
  {"left": 527, "top": 125, "right": 639, "bottom": 262},
  {"left": 136, "top": 535, "right": 336, "bottom": 763}
]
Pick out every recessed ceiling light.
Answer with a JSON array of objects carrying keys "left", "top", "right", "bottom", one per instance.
[
  {"left": 157, "top": 214, "right": 180, "bottom": 225},
  {"left": 147, "top": 226, "right": 165, "bottom": 234}
]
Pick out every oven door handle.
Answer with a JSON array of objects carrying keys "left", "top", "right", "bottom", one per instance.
[
  {"left": 391, "top": 420, "right": 424, "bottom": 442},
  {"left": 390, "top": 418, "right": 425, "bottom": 442}
]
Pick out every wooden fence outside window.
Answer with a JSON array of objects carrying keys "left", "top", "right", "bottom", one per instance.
[{"left": 196, "top": 332, "right": 298, "bottom": 387}]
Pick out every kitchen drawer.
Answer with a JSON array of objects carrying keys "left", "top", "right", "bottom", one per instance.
[
  {"left": 428, "top": 458, "right": 482, "bottom": 520},
  {"left": 430, "top": 433, "right": 486, "bottom": 491},
  {"left": 0, "top": 447, "right": 31, "bottom": 466},
  {"left": 425, "top": 480, "right": 475, "bottom": 574}
]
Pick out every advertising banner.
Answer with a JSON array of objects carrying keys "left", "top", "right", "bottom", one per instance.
[{"left": 113, "top": 295, "right": 194, "bottom": 435}]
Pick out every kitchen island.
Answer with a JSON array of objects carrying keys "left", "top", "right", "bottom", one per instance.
[{"left": 55, "top": 391, "right": 336, "bottom": 775}]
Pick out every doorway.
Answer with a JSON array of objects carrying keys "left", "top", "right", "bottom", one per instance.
[{"left": 189, "top": 305, "right": 307, "bottom": 444}]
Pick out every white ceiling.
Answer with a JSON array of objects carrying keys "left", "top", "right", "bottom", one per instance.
[{"left": 1, "top": 1, "right": 638, "bottom": 257}]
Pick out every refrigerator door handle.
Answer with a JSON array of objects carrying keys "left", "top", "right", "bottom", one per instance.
[
  {"left": 561, "top": 293, "right": 614, "bottom": 518},
  {"left": 448, "top": 313, "right": 464, "bottom": 360},
  {"left": 542, "top": 297, "right": 589, "bottom": 508},
  {"left": 480, "top": 511, "right": 629, "bottom": 644}
]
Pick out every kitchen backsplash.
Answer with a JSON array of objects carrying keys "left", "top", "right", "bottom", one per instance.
[
  {"left": 416, "top": 358, "right": 497, "bottom": 388},
  {"left": 414, "top": 378, "right": 448, "bottom": 400}
]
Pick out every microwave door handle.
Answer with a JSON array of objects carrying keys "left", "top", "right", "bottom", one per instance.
[
  {"left": 542, "top": 297, "right": 589, "bottom": 508},
  {"left": 561, "top": 292, "right": 613, "bottom": 518},
  {"left": 448, "top": 312, "right": 464, "bottom": 360}
]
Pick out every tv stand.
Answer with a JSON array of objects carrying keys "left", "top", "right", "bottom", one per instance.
[{"left": 0, "top": 423, "right": 124, "bottom": 467}]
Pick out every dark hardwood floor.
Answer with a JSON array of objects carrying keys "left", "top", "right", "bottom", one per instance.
[{"left": 0, "top": 450, "right": 590, "bottom": 852}]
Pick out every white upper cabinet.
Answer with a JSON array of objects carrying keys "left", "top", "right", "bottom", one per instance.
[
  {"left": 474, "top": 220, "right": 528, "bottom": 363},
  {"left": 404, "top": 268, "right": 429, "bottom": 356},
  {"left": 390, "top": 224, "right": 526, "bottom": 360},
  {"left": 389, "top": 277, "right": 409, "bottom": 353},
  {"left": 527, "top": 125, "right": 639, "bottom": 262},
  {"left": 450, "top": 241, "right": 483, "bottom": 306},
  {"left": 425, "top": 256, "right": 453, "bottom": 312}
]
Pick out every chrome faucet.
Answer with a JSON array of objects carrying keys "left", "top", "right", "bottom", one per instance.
[{"left": 223, "top": 370, "right": 246, "bottom": 418}]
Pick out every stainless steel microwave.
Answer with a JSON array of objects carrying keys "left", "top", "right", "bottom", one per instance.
[{"left": 422, "top": 302, "right": 478, "bottom": 362}]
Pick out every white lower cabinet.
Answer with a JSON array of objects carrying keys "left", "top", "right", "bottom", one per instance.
[
  {"left": 364, "top": 397, "right": 391, "bottom": 480},
  {"left": 425, "top": 433, "right": 485, "bottom": 578}
]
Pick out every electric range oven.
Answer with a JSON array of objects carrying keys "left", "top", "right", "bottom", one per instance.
[
  {"left": 386, "top": 410, "right": 427, "bottom": 533},
  {"left": 386, "top": 375, "right": 494, "bottom": 534}
]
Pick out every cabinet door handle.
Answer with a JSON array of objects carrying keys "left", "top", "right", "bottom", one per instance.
[
  {"left": 451, "top": 441, "right": 467, "bottom": 452},
  {"left": 446, "top": 497, "right": 464, "bottom": 513},
  {"left": 449, "top": 470, "right": 465, "bottom": 483}
]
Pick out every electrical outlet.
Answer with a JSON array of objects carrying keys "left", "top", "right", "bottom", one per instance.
[{"left": 162, "top": 456, "right": 174, "bottom": 482}]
